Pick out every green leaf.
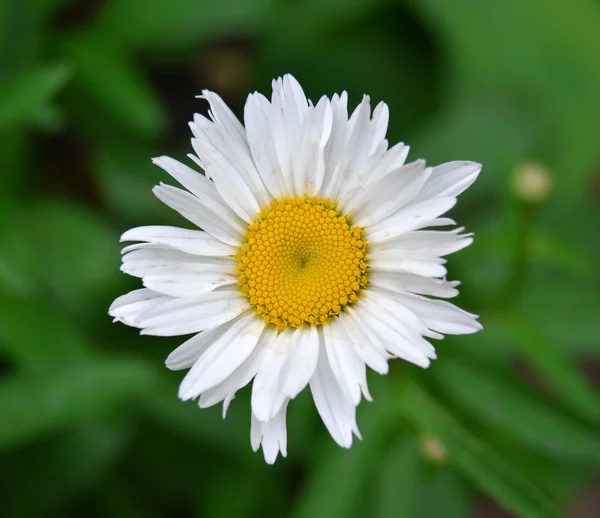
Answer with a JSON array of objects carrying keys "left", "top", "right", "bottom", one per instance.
[
  {"left": 61, "top": 34, "right": 166, "bottom": 138},
  {"left": 434, "top": 357, "right": 600, "bottom": 463},
  {"left": 292, "top": 377, "right": 394, "bottom": 518},
  {"left": 370, "top": 436, "right": 423, "bottom": 518},
  {"left": 421, "top": 468, "right": 472, "bottom": 518},
  {"left": 0, "top": 63, "right": 70, "bottom": 130},
  {"left": 1, "top": 199, "right": 121, "bottom": 310},
  {"left": 0, "top": 421, "right": 129, "bottom": 517},
  {"left": 507, "top": 317, "right": 600, "bottom": 423},
  {"left": 0, "top": 293, "right": 92, "bottom": 368},
  {"left": 398, "top": 379, "right": 560, "bottom": 518},
  {"left": 411, "top": 0, "right": 600, "bottom": 202},
  {"left": 0, "top": 357, "right": 156, "bottom": 451},
  {"left": 90, "top": 0, "right": 270, "bottom": 52}
]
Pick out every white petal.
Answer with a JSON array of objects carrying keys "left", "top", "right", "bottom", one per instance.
[
  {"left": 120, "top": 226, "right": 237, "bottom": 256},
  {"left": 135, "top": 290, "right": 248, "bottom": 336},
  {"left": 153, "top": 183, "right": 244, "bottom": 246},
  {"left": 197, "top": 90, "right": 248, "bottom": 144},
  {"left": 383, "top": 291, "right": 482, "bottom": 335},
  {"left": 360, "top": 295, "right": 437, "bottom": 355},
  {"left": 166, "top": 323, "right": 231, "bottom": 370},
  {"left": 280, "top": 325, "right": 320, "bottom": 400},
  {"left": 309, "top": 328, "right": 360, "bottom": 448},
  {"left": 319, "top": 92, "right": 349, "bottom": 197},
  {"left": 108, "top": 289, "right": 168, "bottom": 327},
  {"left": 178, "top": 312, "right": 265, "bottom": 400},
  {"left": 291, "top": 96, "right": 333, "bottom": 196},
  {"left": 367, "top": 196, "right": 457, "bottom": 243},
  {"left": 339, "top": 311, "right": 389, "bottom": 375},
  {"left": 369, "top": 270, "right": 460, "bottom": 299},
  {"left": 369, "top": 251, "right": 448, "bottom": 278},
  {"left": 244, "top": 92, "right": 288, "bottom": 198},
  {"left": 251, "top": 400, "right": 289, "bottom": 464},
  {"left": 348, "top": 161, "right": 431, "bottom": 227},
  {"left": 321, "top": 95, "right": 371, "bottom": 200},
  {"left": 190, "top": 102, "right": 270, "bottom": 208},
  {"left": 363, "top": 313, "right": 432, "bottom": 368},
  {"left": 198, "top": 326, "right": 274, "bottom": 415},
  {"left": 142, "top": 269, "right": 236, "bottom": 297},
  {"left": 378, "top": 228, "right": 473, "bottom": 257},
  {"left": 251, "top": 329, "right": 297, "bottom": 422},
  {"left": 413, "top": 161, "right": 481, "bottom": 203},
  {"left": 191, "top": 138, "right": 260, "bottom": 223},
  {"left": 322, "top": 319, "right": 364, "bottom": 406}
]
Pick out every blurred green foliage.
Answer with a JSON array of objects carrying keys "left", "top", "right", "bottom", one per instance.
[{"left": 1, "top": 0, "right": 599, "bottom": 517}]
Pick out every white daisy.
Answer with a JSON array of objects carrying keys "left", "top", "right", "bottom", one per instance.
[{"left": 109, "top": 74, "right": 482, "bottom": 464}]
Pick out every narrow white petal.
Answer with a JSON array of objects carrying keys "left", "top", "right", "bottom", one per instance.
[
  {"left": 142, "top": 268, "right": 236, "bottom": 297},
  {"left": 108, "top": 289, "right": 168, "bottom": 327},
  {"left": 360, "top": 296, "right": 437, "bottom": 356},
  {"left": 350, "top": 162, "right": 432, "bottom": 227},
  {"left": 339, "top": 312, "right": 389, "bottom": 375},
  {"left": 166, "top": 323, "right": 230, "bottom": 370},
  {"left": 280, "top": 325, "right": 320, "bottom": 400},
  {"left": 191, "top": 138, "right": 260, "bottom": 223},
  {"left": 309, "top": 328, "right": 360, "bottom": 448},
  {"left": 383, "top": 291, "right": 482, "bottom": 335},
  {"left": 292, "top": 96, "right": 333, "bottom": 196},
  {"left": 378, "top": 228, "right": 473, "bottom": 257},
  {"left": 244, "top": 92, "right": 287, "bottom": 198},
  {"left": 369, "top": 250, "right": 448, "bottom": 278},
  {"left": 321, "top": 95, "right": 371, "bottom": 200},
  {"left": 369, "top": 270, "right": 460, "bottom": 299},
  {"left": 198, "top": 327, "right": 273, "bottom": 414},
  {"left": 120, "top": 226, "right": 237, "bottom": 256},
  {"left": 367, "top": 196, "right": 457, "bottom": 243},
  {"left": 251, "top": 329, "right": 297, "bottom": 422},
  {"left": 322, "top": 319, "right": 363, "bottom": 406},
  {"left": 251, "top": 400, "right": 289, "bottom": 464},
  {"left": 153, "top": 183, "right": 243, "bottom": 246},
  {"left": 413, "top": 161, "right": 481, "bottom": 203},
  {"left": 319, "top": 92, "right": 349, "bottom": 198},
  {"left": 136, "top": 290, "right": 248, "bottom": 336},
  {"left": 361, "top": 309, "right": 432, "bottom": 368},
  {"left": 178, "top": 312, "right": 265, "bottom": 400}
]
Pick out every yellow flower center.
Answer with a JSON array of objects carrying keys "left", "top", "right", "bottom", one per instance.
[{"left": 236, "top": 196, "right": 368, "bottom": 330}]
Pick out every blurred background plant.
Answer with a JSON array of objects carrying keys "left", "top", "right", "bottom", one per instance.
[{"left": 1, "top": 0, "right": 599, "bottom": 517}]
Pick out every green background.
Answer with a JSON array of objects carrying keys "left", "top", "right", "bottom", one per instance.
[{"left": 1, "top": 0, "right": 599, "bottom": 517}]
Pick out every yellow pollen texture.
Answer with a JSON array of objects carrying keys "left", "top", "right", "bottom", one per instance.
[{"left": 236, "top": 196, "right": 368, "bottom": 330}]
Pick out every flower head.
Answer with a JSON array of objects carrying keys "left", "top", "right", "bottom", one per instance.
[{"left": 109, "top": 75, "right": 482, "bottom": 464}]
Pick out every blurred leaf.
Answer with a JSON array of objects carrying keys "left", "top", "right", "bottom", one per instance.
[
  {"left": 0, "top": 0, "right": 43, "bottom": 78},
  {"left": 515, "top": 269, "right": 600, "bottom": 354},
  {"left": 0, "top": 420, "right": 129, "bottom": 518},
  {"left": 61, "top": 34, "right": 165, "bottom": 138},
  {"left": 434, "top": 357, "right": 600, "bottom": 463},
  {"left": 421, "top": 468, "right": 472, "bottom": 518},
  {"left": 96, "top": 145, "right": 176, "bottom": 223},
  {"left": 0, "top": 357, "right": 156, "bottom": 451},
  {"left": 90, "top": 0, "right": 270, "bottom": 52},
  {"left": 0, "top": 63, "right": 70, "bottom": 130},
  {"left": 531, "top": 231, "right": 595, "bottom": 282},
  {"left": 370, "top": 436, "right": 423, "bottom": 518},
  {"left": 1, "top": 199, "right": 120, "bottom": 310},
  {"left": 143, "top": 380, "right": 250, "bottom": 456},
  {"left": 292, "top": 378, "right": 394, "bottom": 518},
  {"left": 398, "top": 378, "right": 560, "bottom": 518},
  {"left": 507, "top": 317, "right": 600, "bottom": 423},
  {"left": 0, "top": 292, "right": 92, "bottom": 368},
  {"left": 411, "top": 0, "right": 600, "bottom": 201}
]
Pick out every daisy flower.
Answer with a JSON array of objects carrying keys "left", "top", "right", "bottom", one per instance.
[{"left": 109, "top": 75, "right": 482, "bottom": 464}]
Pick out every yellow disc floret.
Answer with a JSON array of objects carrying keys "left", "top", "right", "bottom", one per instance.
[{"left": 236, "top": 196, "right": 368, "bottom": 330}]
